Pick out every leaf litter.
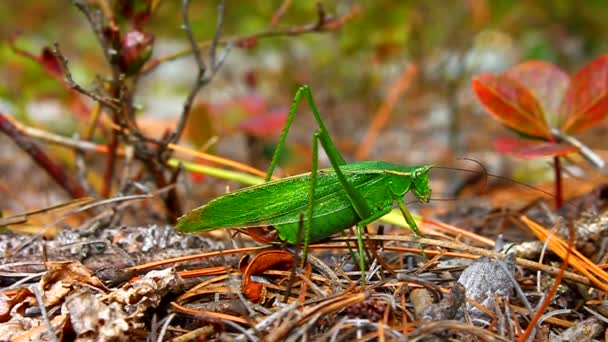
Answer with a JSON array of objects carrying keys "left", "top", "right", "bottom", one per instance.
[{"left": 0, "top": 181, "right": 606, "bottom": 341}]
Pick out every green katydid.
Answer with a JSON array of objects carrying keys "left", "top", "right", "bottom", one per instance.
[{"left": 177, "top": 85, "right": 432, "bottom": 281}]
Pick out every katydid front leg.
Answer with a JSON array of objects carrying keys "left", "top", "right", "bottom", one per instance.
[
  {"left": 393, "top": 188, "right": 427, "bottom": 258},
  {"left": 355, "top": 206, "right": 393, "bottom": 281},
  {"left": 395, "top": 197, "right": 423, "bottom": 238}
]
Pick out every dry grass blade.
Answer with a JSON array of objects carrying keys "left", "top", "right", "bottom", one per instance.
[
  {"left": 129, "top": 246, "right": 268, "bottom": 272},
  {"left": 170, "top": 301, "right": 250, "bottom": 325},
  {"left": 520, "top": 215, "right": 608, "bottom": 292},
  {"left": 409, "top": 320, "right": 510, "bottom": 341},
  {"left": 518, "top": 215, "right": 574, "bottom": 341},
  {"left": 7, "top": 116, "right": 273, "bottom": 180},
  {"left": 331, "top": 235, "right": 593, "bottom": 287},
  {"left": 0, "top": 197, "right": 94, "bottom": 227},
  {"left": 423, "top": 217, "right": 495, "bottom": 247},
  {"left": 356, "top": 63, "right": 418, "bottom": 160}
]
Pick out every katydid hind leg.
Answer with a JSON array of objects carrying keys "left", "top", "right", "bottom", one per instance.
[
  {"left": 266, "top": 85, "right": 346, "bottom": 182},
  {"left": 265, "top": 85, "right": 375, "bottom": 224},
  {"left": 301, "top": 86, "right": 376, "bottom": 221},
  {"left": 265, "top": 86, "right": 374, "bottom": 221},
  {"left": 301, "top": 130, "right": 321, "bottom": 268}
]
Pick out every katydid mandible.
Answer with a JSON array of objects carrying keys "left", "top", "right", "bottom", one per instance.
[{"left": 177, "top": 85, "right": 432, "bottom": 281}]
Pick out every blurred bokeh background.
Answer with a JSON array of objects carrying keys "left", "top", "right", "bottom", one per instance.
[{"left": 2, "top": 0, "right": 608, "bottom": 211}]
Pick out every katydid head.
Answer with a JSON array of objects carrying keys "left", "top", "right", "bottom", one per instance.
[{"left": 411, "top": 165, "right": 432, "bottom": 203}]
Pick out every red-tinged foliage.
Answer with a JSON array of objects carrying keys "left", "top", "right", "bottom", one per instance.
[
  {"left": 239, "top": 108, "right": 288, "bottom": 137},
  {"left": 471, "top": 74, "right": 549, "bottom": 139},
  {"left": 561, "top": 55, "right": 608, "bottom": 133},
  {"left": 473, "top": 55, "right": 608, "bottom": 209},
  {"left": 244, "top": 70, "right": 258, "bottom": 88},
  {"left": 473, "top": 54, "right": 608, "bottom": 158},
  {"left": 504, "top": 61, "right": 569, "bottom": 127},
  {"left": 494, "top": 137, "right": 577, "bottom": 159},
  {"left": 189, "top": 173, "right": 206, "bottom": 184},
  {"left": 39, "top": 48, "right": 63, "bottom": 77}
]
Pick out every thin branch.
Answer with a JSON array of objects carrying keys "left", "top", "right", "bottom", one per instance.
[
  {"left": 207, "top": 0, "right": 226, "bottom": 69},
  {"left": 270, "top": 0, "right": 293, "bottom": 27},
  {"left": 140, "top": 3, "right": 361, "bottom": 75},
  {"left": 52, "top": 43, "right": 120, "bottom": 111},
  {"left": 72, "top": 0, "right": 118, "bottom": 73},
  {"left": 312, "top": 2, "right": 326, "bottom": 30},
  {"left": 0, "top": 113, "right": 87, "bottom": 198},
  {"left": 168, "top": 0, "right": 227, "bottom": 146},
  {"left": 182, "top": 0, "right": 208, "bottom": 76},
  {"left": 32, "top": 285, "right": 59, "bottom": 342}
]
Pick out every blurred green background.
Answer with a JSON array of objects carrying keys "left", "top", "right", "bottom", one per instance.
[{"left": 2, "top": 0, "right": 608, "bottom": 193}]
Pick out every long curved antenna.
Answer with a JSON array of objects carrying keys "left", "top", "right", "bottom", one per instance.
[
  {"left": 432, "top": 165, "right": 556, "bottom": 199},
  {"left": 457, "top": 157, "right": 489, "bottom": 191}
]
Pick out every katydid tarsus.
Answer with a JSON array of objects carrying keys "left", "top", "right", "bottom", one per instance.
[{"left": 177, "top": 85, "right": 432, "bottom": 282}]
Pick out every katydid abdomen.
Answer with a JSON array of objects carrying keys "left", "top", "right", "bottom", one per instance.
[{"left": 177, "top": 161, "right": 431, "bottom": 244}]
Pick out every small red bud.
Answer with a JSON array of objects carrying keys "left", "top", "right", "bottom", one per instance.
[
  {"left": 39, "top": 48, "right": 62, "bottom": 77},
  {"left": 244, "top": 70, "right": 257, "bottom": 89},
  {"left": 114, "top": 0, "right": 154, "bottom": 27},
  {"left": 236, "top": 36, "right": 258, "bottom": 49},
  {"left": 118, "top": 30, "right": 154, "bottom": 75}
]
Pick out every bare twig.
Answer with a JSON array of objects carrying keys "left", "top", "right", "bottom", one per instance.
[
  {"left": 140, "top": 3, "right": 360, "bottom": 75},
  {"left": 270, "top": 0, "right": 293, "bottom": 27},
  {"left": 70, "top": 0, "right": 124, "bottom": 198},
  {"left": 52, "top": 44, "right": 120, "bottom": 111},
  {"left": 32, "top": 285, "right": 60, "bottom": 342},
  {"left": 72, "top": 0, "right": 118, "bottom": 74},
  {"left": 0, "top": 113, "right": 86, "bottom": 198},
  {"left": 168, "top": 0, "right": 228, "bottom": 146}
]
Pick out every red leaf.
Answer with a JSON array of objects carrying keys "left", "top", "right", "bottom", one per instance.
[
  {"left": 494, "top": 137, "right": 577, "bottom": 159},
  {"left": 561, "top": 54, "right": 608, "bottom": 133},
  {"left": 239, "top": 108, "right": 287, "bottom": 137},
  {"left": 240, "top": 251, "right": 294, "bottom": 302},
  {"left": 39, "top": 48, "right": 62, "bottom": 77},
  {"left": 505, "top": 61, "right": 569, "bottom": 127},
  {"left": 472, "top": 74, "right": 550, "bottom": 138},
  {"left": 238, "top": 94, "right": 268, "bottom": 117}
]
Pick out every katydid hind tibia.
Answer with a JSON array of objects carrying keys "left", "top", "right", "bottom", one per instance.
[{"left": 177, "top": 85, "right": 432, "bottom": 281}]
